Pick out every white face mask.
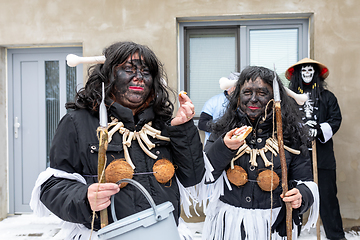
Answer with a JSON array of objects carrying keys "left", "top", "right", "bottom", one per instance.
[{"left": 301, "top": 65, "right": 315, "bottom": 83}]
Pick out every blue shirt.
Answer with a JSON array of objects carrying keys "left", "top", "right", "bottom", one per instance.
[{"left": 201, "top": 91, "right": 229, "bottom": 142}]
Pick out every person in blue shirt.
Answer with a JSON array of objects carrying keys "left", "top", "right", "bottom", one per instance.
[{"left": 198, "top": 72, "right": 238, "bottom": 143}]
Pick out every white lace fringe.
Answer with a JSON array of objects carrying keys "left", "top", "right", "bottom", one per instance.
[{"left": 202, "top": 200, "right": 293, "bottom": 240}]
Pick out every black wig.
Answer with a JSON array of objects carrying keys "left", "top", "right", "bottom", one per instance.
[
  {"left": 66, "top": 41, "right": 174, "bottom": 121},
  {"left": 211, "top": 66, "right": 309, "bottom": 154}
]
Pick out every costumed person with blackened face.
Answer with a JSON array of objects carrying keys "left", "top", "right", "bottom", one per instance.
[
  {"left": 199, "top": 66, "right": 319, "bottom": 240},
  {"left": 286, "top": 58, "right": 346, "bottom": 240},
  {"left": 30, "top": 41, "right": 205, "bottom": 239}
]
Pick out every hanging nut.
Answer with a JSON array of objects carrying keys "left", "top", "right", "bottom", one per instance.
[
  {"left": 153, "top": 159, "right": 175, "bottom": 184},
  {"left": 105, "top": 159, "right": 134, "bottom": 188},
  {"left": 257, "top": 169, "right": 279, "bottom": 191},
  {"left": 226, "top": 165, "right": 248, "bottom": 187}
]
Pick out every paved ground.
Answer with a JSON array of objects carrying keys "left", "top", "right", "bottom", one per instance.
[{"left": 0, "top": 214, "right": 62, "bottom": 239}]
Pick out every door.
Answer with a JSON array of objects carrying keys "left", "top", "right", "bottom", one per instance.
[{"left": 8, "top": 47, "right": 83, "bottom": 213}]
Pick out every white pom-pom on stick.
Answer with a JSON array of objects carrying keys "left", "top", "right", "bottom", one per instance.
[
  {"left": 219, "top": 77, "right": 237, "bottom": 91},
  {"left": 66, "top": 54, "right": 105, "bottom": 67}
]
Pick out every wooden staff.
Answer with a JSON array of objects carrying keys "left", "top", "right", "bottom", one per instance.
[
  {"left": 275, "top": 102, "right": 293, "bottom": 240},
  {"left": 312, "top": 140, "right": 321, "bottom": 239},
  {"left": 97, "top": 127, "right": 108, "bottom": 228},
  {"left": 273, "top": 69, "right": 292, "bottom": 240},
  {"left": 66, "top": 58, "right": 109, "bottom": 228},
  {"left": 98, "top": 82, "right": 109, "bottom": 228}
]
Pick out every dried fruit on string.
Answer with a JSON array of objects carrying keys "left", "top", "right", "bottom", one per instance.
[
  {"left": 226, "top": 165, "right": 248, "bottom": 187},
  {"left": 153, "top": 159, "right": 175, "bottom": 184},
  {"left": 105, "top": 159, "right": 134, "bottom": 188},
  {"left": 257, "top": 169, "right": 279, "bottom": 191}
]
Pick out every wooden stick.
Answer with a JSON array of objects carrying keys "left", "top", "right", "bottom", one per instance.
[
  {"left": 275, "top": 101, "right": 292, "bottom": 240},
  {"left": 312, "top": 140, "right": 321, "bottom": 240},
  {"left": 97, "top": 126, "right": 109, "bottom": 228}
]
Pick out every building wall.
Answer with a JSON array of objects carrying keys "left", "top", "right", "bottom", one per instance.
[
  {"left": 0, "top": 47, "right": 7, "bottom": 220},
  {"left": 0, "top": 0, "right": 359, "bottom": 226}
]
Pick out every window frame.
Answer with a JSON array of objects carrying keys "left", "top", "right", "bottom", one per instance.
[
  {"left": 177, "top": 15, "right": 310, "bottom": 120},
  {"left": 244, "top": 22, "right": 307, "bottom": 71}
]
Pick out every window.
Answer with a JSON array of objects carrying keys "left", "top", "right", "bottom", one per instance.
[
  {"left": 178, "top": 16, "right": 309, "bottom": 119},
  {"left": 249, "top": 28, "right": 299, "bottom": 78},
  {"left": 45, "top": 61, "right": 80, "bottom": 166},
  {"left": 185, "top": 28, "right": 239, "bottom": 116}
]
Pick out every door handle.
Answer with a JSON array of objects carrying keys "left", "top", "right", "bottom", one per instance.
[{"left": 14, "top": 117, "right": 20, "bottom": 139}]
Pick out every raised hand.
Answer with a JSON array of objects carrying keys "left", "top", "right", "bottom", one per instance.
[
  {"left": 224, "top": 128, "right": 245, "bottom": 150},
  {"left": 171, "top": 91, "right": 195, "bottom": 126}
]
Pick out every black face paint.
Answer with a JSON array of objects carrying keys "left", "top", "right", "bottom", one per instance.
[
  {"left": 239, "top": 77, "right": 273, "bottom": 122},
  {"left": 113, "top": 54, "right": 153, "bottom": 110}
]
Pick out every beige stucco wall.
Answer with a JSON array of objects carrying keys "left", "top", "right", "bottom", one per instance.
[
  {"left": 0, "top": 48, "right": 7, "bottom": 220},
  {"left": 0, "top": 0, "right": 359, "bottom": 227}
]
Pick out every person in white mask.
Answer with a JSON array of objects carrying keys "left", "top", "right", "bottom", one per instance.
[{"left": 286, "top": 58, "right": 346, "bottom": 240}]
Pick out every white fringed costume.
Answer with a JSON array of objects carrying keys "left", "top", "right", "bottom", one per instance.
[{"left": 191, "top": 153, "right": 320, "bottom": 240}]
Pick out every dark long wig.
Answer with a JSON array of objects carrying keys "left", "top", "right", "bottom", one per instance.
[
  {"left": 66, "top": 41, "right": 174, "bottom": 121},
  {"left": 211, "top": 66, "right": 309, "bottom": 154}
]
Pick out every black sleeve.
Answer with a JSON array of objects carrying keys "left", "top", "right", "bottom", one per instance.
[
  {"left": 322, "top": 91, "right": 342, "bottom": 135},
  {"left": 288, "top": 152, "right": 313, "bottom": 182},
  {"left": 271, "top": 182, "right": 314, "bottom": 236},
  {"left": 166, "top": 119, "right": 205, "bottom": 187},
  {"left": 198, "top": 112, "right": 213, "bottom": 132},
  {"left": 40, "top": 113, "right": 97, "bottom": 228},
  {"left": 48, "top": 114, "right": 79, "bottom": 172},
  {"left": 40, "top": 176, "right": 96, "bottom": 229},
  {"left": 204, "top": 133, "right": 237, "bottom": 181},
  {"left": 288, "top": 152, "right": 314, "bottom": 213},
  {"left": 297, "top": 183, "right": 314, "bottom": 214}
]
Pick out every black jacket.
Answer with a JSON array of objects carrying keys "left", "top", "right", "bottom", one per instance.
[
  {"left": 204, "top": 111, "right": 313, "bottom": 213},
  {"left": 40, "top": 105, "right": 204, "bottom": 230},
  {"left": 315, "top": 89, "right": 342, "bottom": 169}
]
